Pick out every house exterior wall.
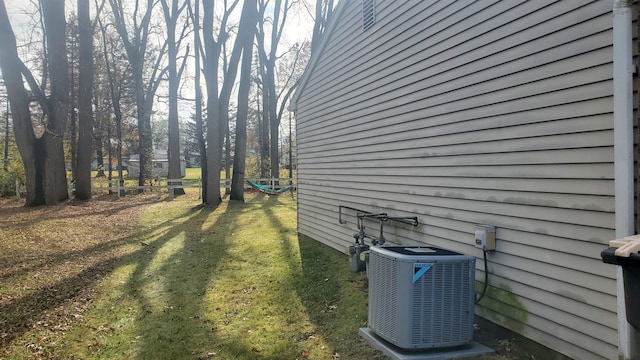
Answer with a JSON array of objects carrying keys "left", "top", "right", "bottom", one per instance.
[{"left": 292, "top": 1, "right": 632, "bottom": 359}]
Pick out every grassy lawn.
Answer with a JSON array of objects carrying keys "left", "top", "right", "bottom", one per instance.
[{"left": 0, "top": 191, "right": 384, "bottom": 360}]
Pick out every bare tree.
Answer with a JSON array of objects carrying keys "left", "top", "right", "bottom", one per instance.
[
  {"left": 68, "top": 19, "right": 79, "bottom": 186},
  {"left": 0, "top": 0, "right": 69, "bottom": 206},
  {"left": 97, "top": 13, "right": 132, "bottom": 196},
  {"left": 74, "top": 0, "right": 95, "bottom": 199},
  {"left": 201, "top": 0, "right": 240, "bottom": 206},
  {"left": 1, "top": 85, "right": 9, "bottom": 172},
  {"left": 108, "top": 0, "right": 167, "bottom": 188},
  {"left": 309, "top": 0, "right": 333, "bottom": 55},
  {"left": 256, "top": 0, "right": 295, "bottom": 183},
  {"left": 230, "top": 0, "right": 258, "bottom": 201},
  {"left": 161, "top": 0, "right": 190, "bottom": 196},
  {"left": 189, "top": 0, "right": 207, "bottom": 201},
  {"left": 202, "top": 0, "right": 223, "bottom": 206},
  {"left": 218, "top": 0, "right": 257, "bottom": 196}
]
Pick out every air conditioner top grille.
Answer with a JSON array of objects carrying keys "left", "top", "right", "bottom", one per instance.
[{"left": 381, "top": 246, "right": 463, "bottom": 257}]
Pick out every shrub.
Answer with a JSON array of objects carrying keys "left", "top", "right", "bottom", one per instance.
[
  {"left": 244, "top": 156, "right": 261, "bottom": 179},
  {"left": 0, "top": 141, "right": 25, "bottom": 197}
]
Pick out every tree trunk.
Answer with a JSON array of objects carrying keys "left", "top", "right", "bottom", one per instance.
[
  {"left": 41, "top": 0, "right": 70, "bottom": 204},
  {"left": 0, "top": 0, "right": 70, "bottom": 206},
  {"left": 107, "top": 123, "right": 113, "bottom": 193},
  {"left": 69, "top": 44, "right": 77, "bottom": 185},
  {"left": 116, "top": 113, "right": 124, "bottom": 196},
  {"left": 288, "top": 112, "right": 292, "bottom": 181},
  {"left": 98, "top": 16, "right": 126, "bottom": 195},
  {"left": 162, "top": 0, "right": 185, "bottom": 196},
  {"left": 218, "top": 1, "right": 255, "bottom": 196},
  {"left": 204, "top": 92, "right": 222, "bottom": 206},
  {"left": 135, "top": 67, "right": 153, "bottom": 187},
  {"left": 265, "top": 0, "right": 285, "bottom": 184},
  {"left": 108, "top": 0, "right": 161, "bottom": 189},
  {"left": 0, "top": 1, "right": 38, "bottom": 205},
  {"left": 203, "top": 0, "right": 222, "bottom": 206},
  {"left": 230, "top": 0, "right": 257, "bottom": 201},
  {"left": 193, "top": 0, "right": 207, "bottom": 202},
  {"left": 256, "top": 0, "right": 288, "bottom": 181},
  {"left": 75, "top": 0, "right": 94, "bottom": 200},
  {"left": 3, "top": 101, "right": 8, "bottom": 171},
  {"left": 259, "top": 73, "right": 270, "bottom": 178},
  {"left": 95, "top": 134, "right": 105, "bottom": 177},
  {"left": 225, "top": 122, "right": 230, "bottom": 194},
  {"left": 267, "top": 62, "right": 279, "bottom": 183},
  {"left": 311, "top": 0, "right": 334, "bottom": 56}
]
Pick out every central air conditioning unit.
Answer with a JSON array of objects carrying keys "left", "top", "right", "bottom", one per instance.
[{"left": 368, "top": 246, "right": 475, "bottom": 349}]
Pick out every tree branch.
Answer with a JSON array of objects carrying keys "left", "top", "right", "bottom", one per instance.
[
  {"left": 91, "top": 0, "right": 106, "bottom": 30},
  {"left": 277, "top": 76, "right": 300, "bottom": 123},
  {"left": 18, "top": 61, "right": 49, "bottom": 115},
  {"left": 108, "top": 0, "right": 134, "bottom": 54},
  {"left": 177, "top": 45, "right": 190, "bottom": 80},
  {"left": 144, "top": 37, "right": 169, "bottom": 98}
]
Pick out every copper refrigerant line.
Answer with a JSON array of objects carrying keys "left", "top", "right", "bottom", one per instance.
[
  {"left": 339, "top": 205, "right": 491, "bottom": 304},
  {"left": 338, "top": 205, "right": 419, "bottom": 246},
  {"left": 340, "top": 205, "right": 419, "bottom": 273}
]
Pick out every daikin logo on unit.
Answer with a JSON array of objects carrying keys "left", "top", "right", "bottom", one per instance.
[{"left": 413, "top": 263, "right": 434, "bottom": 283}]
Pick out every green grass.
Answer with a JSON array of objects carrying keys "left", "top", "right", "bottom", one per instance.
[{"left": 2, "top": 193, "right": 382, "bottom": 359}]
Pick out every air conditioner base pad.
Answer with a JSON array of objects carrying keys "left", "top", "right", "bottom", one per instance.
[{"left": 359, "top": 328, "right": 494, "bottom": 360}]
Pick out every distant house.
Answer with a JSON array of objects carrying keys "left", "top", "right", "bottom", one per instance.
[
  {"left": 127, "top": 150, "right": 186, "bottom": 179},
  {"left": 184, "top": 152, "right": 201, "bottom": 168},
  {"left": 290, "top": 1, "right": 637, "bottom": 360}
]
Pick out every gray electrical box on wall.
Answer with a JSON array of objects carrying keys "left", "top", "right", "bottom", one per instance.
[{"left": 474, "top": 225, "right": 496, "bottom": 251}]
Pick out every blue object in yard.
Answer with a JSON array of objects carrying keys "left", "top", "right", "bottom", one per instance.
[{"left": 246, "top": 180, "right": 293, "bottom": 195}]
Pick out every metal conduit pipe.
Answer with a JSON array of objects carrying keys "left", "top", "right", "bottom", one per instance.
[{"left": 613, "top": 0, "right": 637, "bottom": 358}]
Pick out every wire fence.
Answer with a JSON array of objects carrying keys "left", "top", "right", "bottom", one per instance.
[{"left": 14, "top": 177, "right": 295, "bottom": 200}]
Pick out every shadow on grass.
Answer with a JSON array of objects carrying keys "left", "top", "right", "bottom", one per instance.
[
  {"left": 0, "top": 203, "right": 211, "bottom": 347},
  {"left": 2, "top": 193, "right": 382, "bottom": 359},
  {"left": 97, "top": 195, "right": 283, "bottom": 359},
  {"left": 125, "top": 201, "right": 236, "bottom": 359},
  {"left": 0, "top": 202, "right": 190, "bottom": 349},
  {"left": 0, "top": 232, "right": 152, "bottom": 282},
  {"left": 199, "top": 193, "right": 302, "bottom": 359},
  {"left": 260, "top": 196, "right": 384, "bottom": 359},
  {"left": 0, "top": 195, "right": 161, "bottom": 228},
  {"left": 0, "top": 195, "right": 166, "bottom": 276},
  {"left": 295, "top": 235, "right": 386, "bottom": 359}
]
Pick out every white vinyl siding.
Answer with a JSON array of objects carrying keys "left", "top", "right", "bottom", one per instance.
[{"left": 293, "top": 1, "right": 626, "bottom": 359}]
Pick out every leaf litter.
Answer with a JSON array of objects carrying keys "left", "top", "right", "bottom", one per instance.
[{"left": 0, "top": 195, "right": 158, "bottom": 357}]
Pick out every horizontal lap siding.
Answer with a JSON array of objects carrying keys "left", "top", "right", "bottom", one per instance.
[{"left": 294, "top": 1, "right": 619, "bottom": 359}]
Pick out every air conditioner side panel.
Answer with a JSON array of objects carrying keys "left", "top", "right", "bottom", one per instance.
[{"left": 368, "top": 246, "right": 475, "bottom": 349}]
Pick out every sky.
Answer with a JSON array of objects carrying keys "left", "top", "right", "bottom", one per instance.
[
  {"left": 2, "top": 0, "right": 315, "bottom": 48},
  {"left": 4, "top": 0, "right": 36, "bottom": 31},
  {"left": 1, "top": 0, "right": 317, "bottom": 119},
  {"left": 0, "top": 0, "right": 319, "bottom": 156}
]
